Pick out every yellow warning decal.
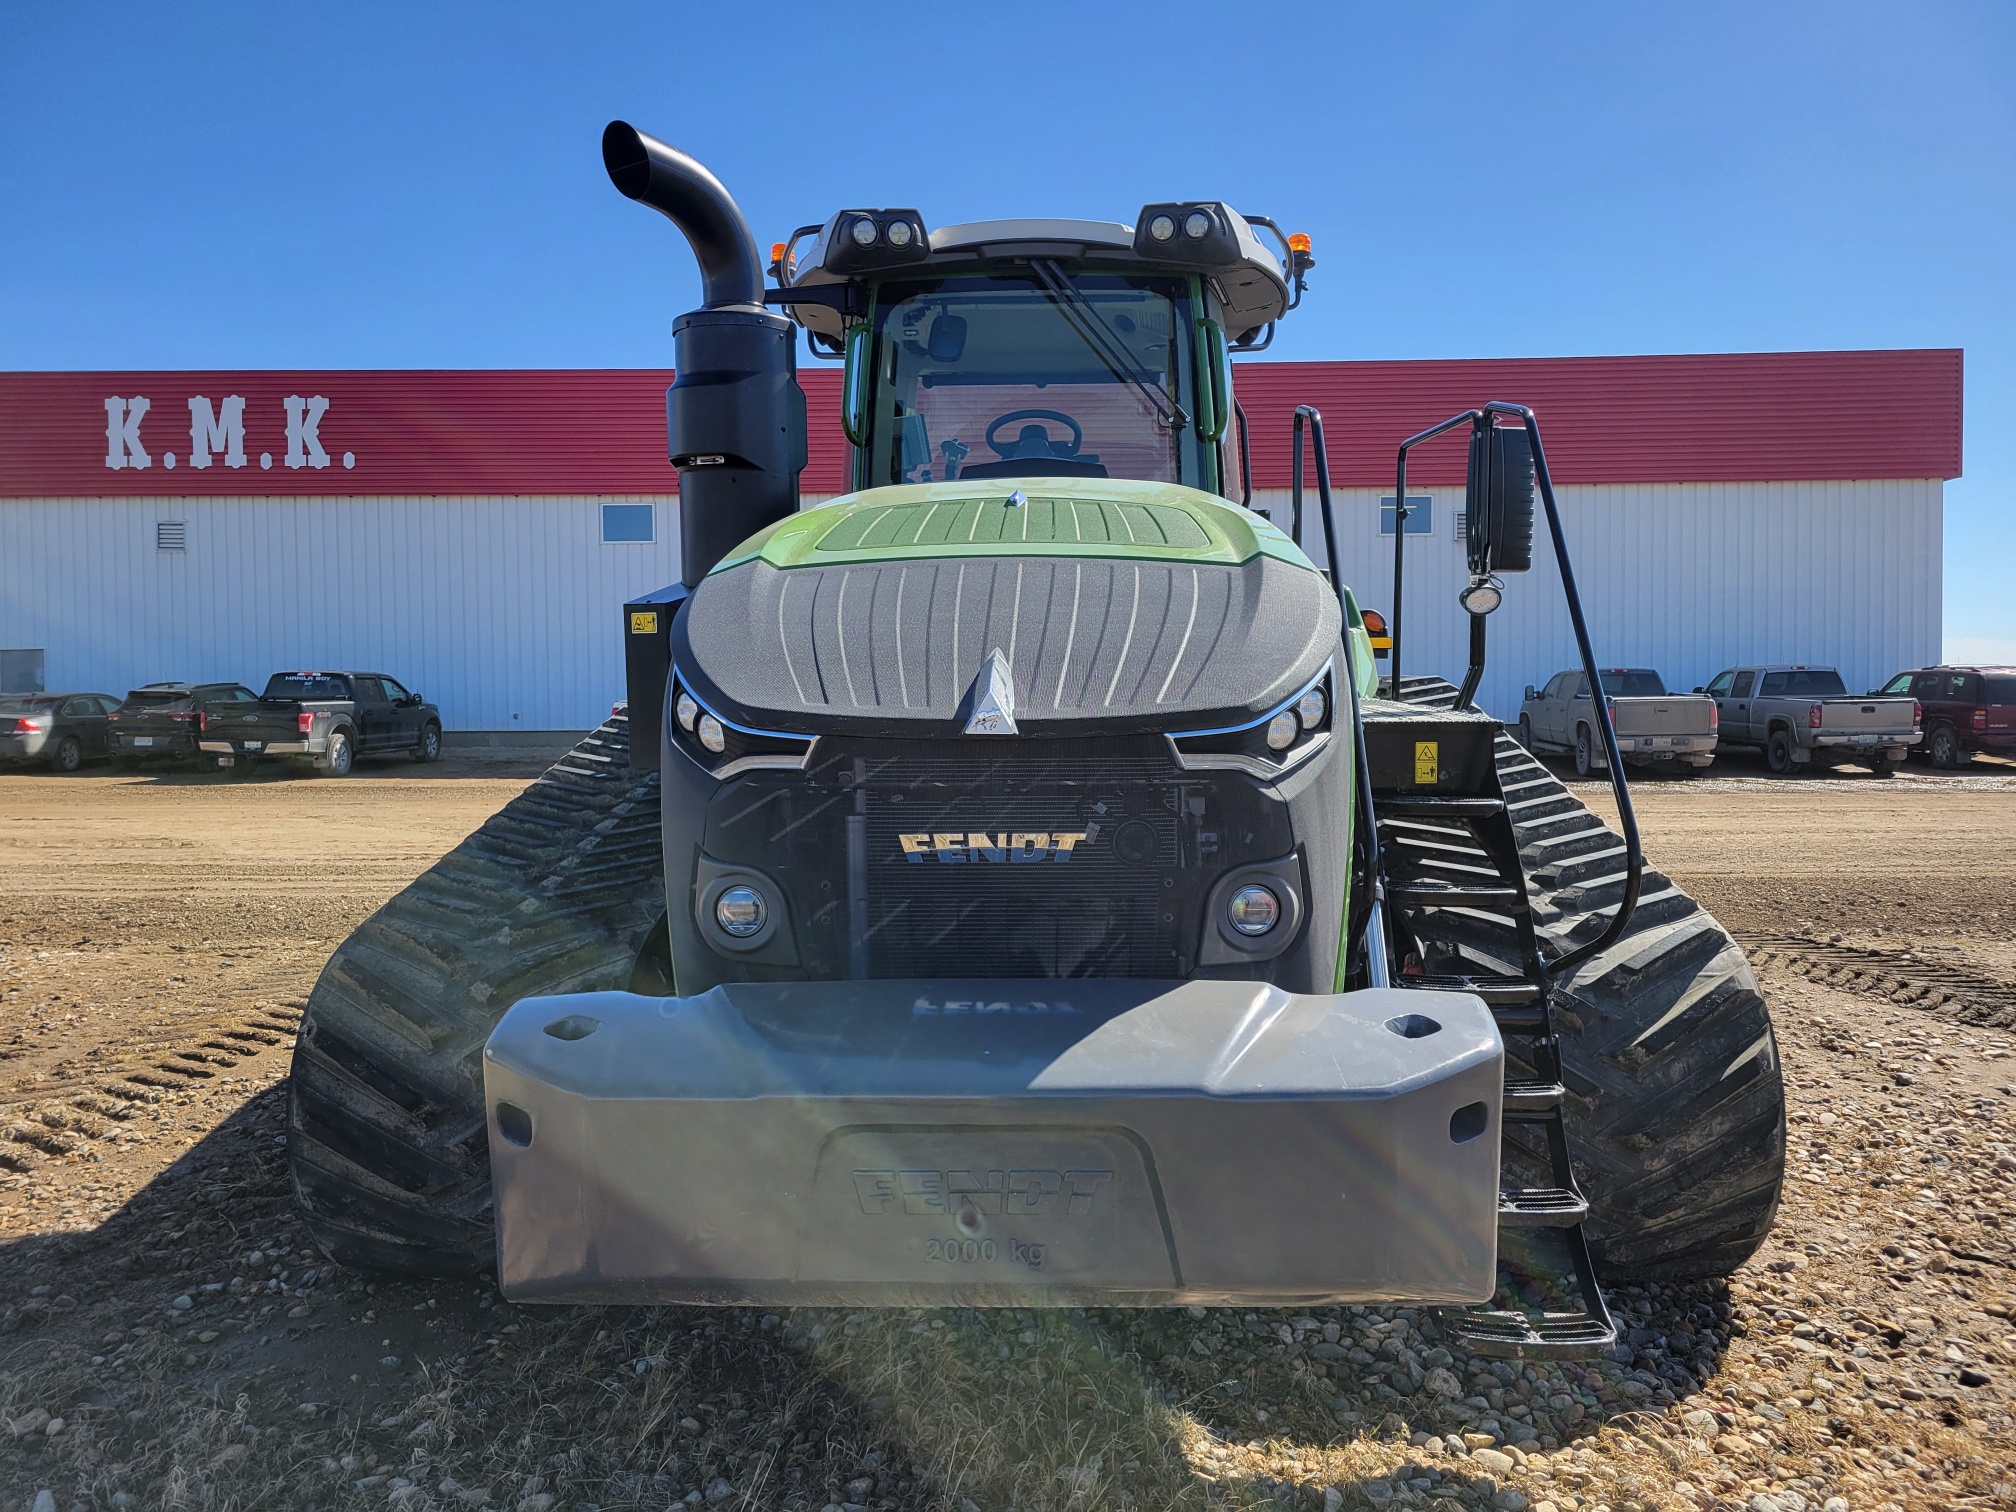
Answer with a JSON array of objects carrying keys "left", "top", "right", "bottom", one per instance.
[
  {"left": 1414, "top": 741, "right": 1439, "bottom": 784},
  {"left": 630, "top": 611, "right": 659, "bottom": 635}
]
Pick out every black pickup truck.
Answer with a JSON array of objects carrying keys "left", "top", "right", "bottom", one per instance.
[{"left": 196, "top": 672, "right": 443, "bottom": 776}]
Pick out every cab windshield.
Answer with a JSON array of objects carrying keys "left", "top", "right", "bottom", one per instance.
[{"left": 860, "top": 272, "right": 1212, "bottom": 491}]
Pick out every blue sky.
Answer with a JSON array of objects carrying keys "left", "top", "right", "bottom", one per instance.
[{"left": 3, "top": 2, "right": 2011, "bottom": 658}]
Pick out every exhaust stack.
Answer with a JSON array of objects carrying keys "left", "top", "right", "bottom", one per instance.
[{"left": 602, "top": 121, "right": 806, "bottom": 590}]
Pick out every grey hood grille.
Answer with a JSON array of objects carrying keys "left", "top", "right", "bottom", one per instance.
[{"left": 678, "top": 553, "right": 1339, "bottom": 735}]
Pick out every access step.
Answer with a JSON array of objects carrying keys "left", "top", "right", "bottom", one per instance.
[
  {"left": 1373, "top": 795, "right": 1505, "bottom": 819},
  {"left": 1437, "top": 1304, "right": 1618, "bottom": 1359},
  {"left": 1399, "top": 973, "right": 1541, "bottom": 1007},
  {"left": 1498, "top": 1186, "right": 1589, "bottom": 1227},
  {"left": 1387, "top": 880, "right": 1523, "bottom": 909},
  {"left": 1502, "top": 1080, "right": 1566, "bottom": 1120}
]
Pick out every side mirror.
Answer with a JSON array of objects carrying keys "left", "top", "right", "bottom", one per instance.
[
  {"left": 1693, "top": 686, "right": 1704, "bottom": 694},
  {"left": 1523, "top": 685, "right": 1535, "bottom": 701},
  {"left": 1464, "top": 422, "right": 1536, "bottom": 576},
  {"left": 841, "top": 323, "right": 872, "bottom": 446}
]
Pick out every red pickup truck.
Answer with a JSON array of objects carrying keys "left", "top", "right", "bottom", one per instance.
[{"left": 1873, "top": 665, "right": 2016, "bottom": 768}]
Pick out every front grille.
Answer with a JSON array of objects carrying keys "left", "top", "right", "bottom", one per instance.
[{"left": 704, "top": 736, "right": 1290, "bottom": 980}]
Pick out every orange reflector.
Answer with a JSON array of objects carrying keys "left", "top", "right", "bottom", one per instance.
[
  {"left": 1288, "top": 232, "right": 1312, "bottom": 253},
  {"left": 1361, "top": 608, "right": 1387, "bottom": 635}
]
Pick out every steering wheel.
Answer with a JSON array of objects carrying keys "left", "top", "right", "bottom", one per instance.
[{"left": 985, "top": 409, "right": 1083, "bottom": 460}]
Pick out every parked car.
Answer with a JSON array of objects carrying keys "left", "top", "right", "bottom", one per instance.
[
  {"left": 1871, "top": 665, "right": 2016, "bottom": 768},
  {"left": 108, "top": 683, "right": 263, "bottom": 769},
  {"left": 1517, "top": 667, "right": 1717, "bottom": 777},
  {"left": 0, "top": 691, "right": 122, "bottom": 771},
  {"left": 197, "top": 671, "right": 442, "bottom": 775},
  {"left": 1701, "top": 664, "right": 1919, "bottom": 775}
]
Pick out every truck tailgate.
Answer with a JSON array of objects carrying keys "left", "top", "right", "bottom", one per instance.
[
  {"left": 1608, "top": 697, "right": 1715, "bottom": 738},
  {"left": 1817, "top": 697, "right": 1916, "bottom": 735}
]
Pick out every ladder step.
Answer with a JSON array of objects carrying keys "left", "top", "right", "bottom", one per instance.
[
  {"left": 1503, "top": 1080, "right": 1565, "bottom": 1120},
  {"left": 1387, "top": 880, "right": 1522, "bottom": 908},
  {"left": 1436, "top": 1305, "right": 1617, "bottom": 1359},
  {"left": 1499, "top": 1187, "right": 1589, "bottom": 1227},
  {"left": 1399, "top": 973, "right": 1542, "bottom": 1007},
  {"left": 1374, "top": 794, "right": 1505, "bottom": 818}
]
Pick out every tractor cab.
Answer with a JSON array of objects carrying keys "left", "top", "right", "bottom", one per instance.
[{"left": 768, "top": 209, "right": 1312, "bottom": 499}]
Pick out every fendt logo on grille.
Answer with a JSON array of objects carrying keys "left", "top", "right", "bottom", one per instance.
[
  {"left": 851, "top": 1168, "right": 1113, "bottom": 1217},
  {"left": 898, "top": 831, "right": 1088, "bottom": 863}
]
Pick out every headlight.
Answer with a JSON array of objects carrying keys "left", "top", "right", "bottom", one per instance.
[
  {"left": 675, "top": 693, "right": 698, "bottom": 731},
  {"left": 715, "top": 885, "right": 767, "bottom": 937},
  {"left": 849, "top": 218, "right": 879, "bottom": 247},
  {"left": 1265, "top": 712, "right": 1299, "bottom": 750},
  {"left": 1184, "top": 210, "right": 1212, "bottom": 239},
  {"left": 1148, "top": 213, "right": 1176, "bottom": 242},
  {"left": 1297, "top": 687, "right": 1326, "bottom": 730},
  {"left": 697, "top": 714, "right": 727, "bottom": 753},
  {"left": 1228, "top": 885, "right": 1280, "bottom": 936},
  {"left": 885, "top": 219, "right": 913, "bottom": 247}
]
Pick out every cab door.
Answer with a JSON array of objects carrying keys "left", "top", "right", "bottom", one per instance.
[
  {"left": 1532, "top": 673, "right": 1568, "bottom": 745},
  {"left": 377, "top": 676, "right": 422, "bottom": 749},
  {"left": 351, "top": 677, "right": 390, "bottom": 751}
]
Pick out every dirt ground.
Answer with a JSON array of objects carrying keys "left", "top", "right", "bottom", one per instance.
[{"left": 2, "top": 747, "right": 2014, "bottom": 1512}]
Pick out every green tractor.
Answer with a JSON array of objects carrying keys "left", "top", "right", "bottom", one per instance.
[{"left": 287, "top": 123, "right": 1784, "bottom": 1355}]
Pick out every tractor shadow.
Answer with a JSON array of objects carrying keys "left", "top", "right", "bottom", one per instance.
[{"left": 2, "top": 1080, "right": 1738, "bottom": 1512}]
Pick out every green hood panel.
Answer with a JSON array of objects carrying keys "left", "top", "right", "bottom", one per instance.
[{"left": 711, "top": 478, "right": 1316, "bottom": 574}]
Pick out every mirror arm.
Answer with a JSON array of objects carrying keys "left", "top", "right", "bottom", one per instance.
[{"left": 1389, "top": 410, "right": 1480, "bottom": 698}]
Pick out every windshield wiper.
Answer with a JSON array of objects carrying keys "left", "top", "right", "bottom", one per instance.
[{"left": 1028, "top": 260, "right": 1189, "bottom": 431}]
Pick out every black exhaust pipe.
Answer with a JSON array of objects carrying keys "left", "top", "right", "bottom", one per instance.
[{"left": 602, "top": 121, "right": 806, "bottom": 590}]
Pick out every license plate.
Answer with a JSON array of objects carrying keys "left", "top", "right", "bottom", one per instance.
[
  {"left": 244, "top": 741, "right": 262, "bottom": 751},
  {"left": 216, "top": 756, "right": 234, "bottom": 767},
  {"left": 1853, "top": 734, "right": 1880, "bottom": 744},
  {"left": 133, "top": 737, "right": 153, "bottom": 747}
]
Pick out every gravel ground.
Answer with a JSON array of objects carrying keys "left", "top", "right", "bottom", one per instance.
[{"left": 2, "top": 758, "right": 2014, "bottom": 1512}]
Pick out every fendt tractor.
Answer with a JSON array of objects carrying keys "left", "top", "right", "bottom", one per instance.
[{"left": 287, "top": 122, "right": 1785, "bottom": 1356}]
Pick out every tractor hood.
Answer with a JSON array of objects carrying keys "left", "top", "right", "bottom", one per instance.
[{"left": 671, "top": 480, "right": 1340, "bottom": 738}]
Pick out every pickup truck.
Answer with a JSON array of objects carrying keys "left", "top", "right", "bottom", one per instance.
[
  {"left": 1517, "top": 667, "right": 1718, "bottom": 777},
  {"left": 108, "top": 683, "right": 264, "bottom": 769},
  {"left": 195, "top": 671, "right": 443, "bottom": 776},
  {"left": 1702, "top": 664, "right": 1920, "bottom": 775},
  {"left": 1873, "top": 665, "right": 2016, "bottom": 769}
]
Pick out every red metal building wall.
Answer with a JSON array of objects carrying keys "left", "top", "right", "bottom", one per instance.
[{"left": 0, "top": 350, "right": 1959, "bottom": 499}]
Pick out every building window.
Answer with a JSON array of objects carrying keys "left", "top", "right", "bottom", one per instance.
[
  {"left": 601, "top": 503, "right": 655, "bottom": 544},
  {"left": 156, "top": 521, "right": 187, "bottom": 551},
  {"left": 1378, "top": 496, "right": 1433, "bottom": 536}
]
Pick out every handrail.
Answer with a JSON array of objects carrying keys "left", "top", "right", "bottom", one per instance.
[
  {"left": 1480, "top": 402, "right": 1642, "bottom": 974},
  {"left": 1290, "top": 406, "right": 1345, "bottom": 590},
  {"left": 1389, "top": 410, "right": 1479, "bottom": 697}
]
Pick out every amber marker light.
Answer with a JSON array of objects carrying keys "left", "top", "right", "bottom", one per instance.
[{"left": 1288, "top": 232, "right": 1312, "bottom": 254}]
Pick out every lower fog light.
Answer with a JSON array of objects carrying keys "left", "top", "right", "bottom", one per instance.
[
  {"left": 697, "top": 714, "right": 727, "bottom": 753},
  {"left": 1265, "top": 711, "right": 1299, "bottom": 750},
  {"left": 715, "top": 885, "right": 767, "bottom": 937},
  {"left": 1228, "top": 884, "right": 1280, "bottom": 936}
]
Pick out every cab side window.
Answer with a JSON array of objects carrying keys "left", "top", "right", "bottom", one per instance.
[
  {"left": 1705, "top": 670, "right": 1736, "bottom": 697},
  {"left": 1943, "top": 673, "right": 1977, "bottom": 700},
  {"left": 1878, "top": 673, "right": 1915, "bottom": 695},
  {"left": 1730, "top": 672, "right": 1756, "bottom": 698},
  {"left": 1541, "top": 673, "right": 1568, "bottom": 698},
  {"left": 354, "top": 677, "right": 386, "bottom": 704},
  {"left": 379, "top": 678, "right": 411, "bottom": 703}
]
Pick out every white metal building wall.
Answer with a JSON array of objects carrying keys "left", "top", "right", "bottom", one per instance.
[
  {"left": 3, "top": 481, "right": 1937, "bottom": 731},
  {"left": 1249, "top": 478, "right": 1943, "bottom": 718},
  {"left": 2, "top": 493, "right": 825, "bottom": 732}
]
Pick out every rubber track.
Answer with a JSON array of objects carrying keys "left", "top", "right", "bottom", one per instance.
[
  {"left": 286, "top": 717, "right": 664, "bottom": 1277},
  {"left": 1405, "top": 678, "right": 1786, "bottom": 1282}
]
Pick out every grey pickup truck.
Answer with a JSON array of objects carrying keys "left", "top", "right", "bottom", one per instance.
[
  {"left": 1518, "top": 667, "right": 1718, "bottom": 777},
  {"left": 196, "top": 671, "right": 443, "bottom": 776},
  {"left": 1702, "top": 664, "right": 1919, "bottom": 775}
]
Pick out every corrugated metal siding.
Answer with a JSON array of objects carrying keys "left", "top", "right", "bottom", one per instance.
[
  {"left": 1233, "top": 350, "right": 1963, "bottom": 485},
  {"left": 1, "top": 352, "right": 1958, "bottom": 497},
  {"left": 2, "top": 491, "right": 823, "bottom": 730},
  {"left": 1252, "top": 478, "right": 1942, "bottom": 718}
]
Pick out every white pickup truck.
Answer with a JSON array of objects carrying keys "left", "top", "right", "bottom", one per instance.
[
  {"left": 1517, "top": 668, "right": 1718, "bottom": 777},
  {"left": 1701, "top": 664, "right": 1920, "bottom": 775}
]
